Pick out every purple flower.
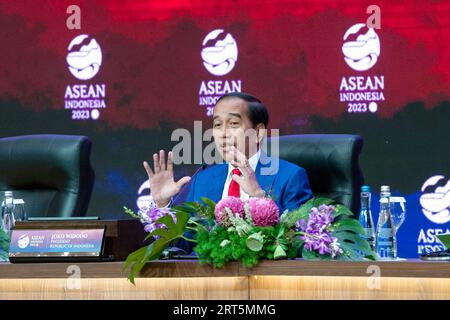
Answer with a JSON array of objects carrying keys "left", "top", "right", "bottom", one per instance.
[
  {"left": 301, "top": 235, "right": 315, "bottom": 251},
  {"left": 329, "top": 237, "right": 343, "bottom": 258},
  {"left": 312, "top": 233, "right": 332, "bottom": 255},
  {"left": 297, "top": 204, "right": 342, "bottom": 257},
  {"left": 301, "top": 205, "right": 335, "bottom": 233},
  {"left": 142, "top": 207, "right": 177, "bottom": 239},
  {"left": 295, "top": 219, "right": 307, "bottom": 231},
  {"left": 314, "top": 240, "right": 332, "bottom": 255}
]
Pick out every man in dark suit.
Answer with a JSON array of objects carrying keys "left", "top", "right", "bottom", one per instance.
[{"left": 143, "top": 92, "right": 312, "bottom": 212}]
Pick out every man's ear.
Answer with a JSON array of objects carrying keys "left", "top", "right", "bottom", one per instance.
[{"left": 255, "top": 123, "right": 267, "bottom": 144}]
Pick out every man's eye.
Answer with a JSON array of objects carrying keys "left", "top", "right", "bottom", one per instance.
[
  {"left": 213, "top": 123, "right": 221, "bottom": 128},
  {"left": 230, "top": 122, "right": 239, "bottom": 126}
]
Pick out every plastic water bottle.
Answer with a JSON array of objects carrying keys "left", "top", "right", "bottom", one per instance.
[
  {"left": 376, "top": 186, "right": 396, "bottom": 259},
  {"left": 359, "top": 185, "right": 375, "bottom": 251},
  {"left": 1, "top": 191, "right": 16, "bottom": 236}
]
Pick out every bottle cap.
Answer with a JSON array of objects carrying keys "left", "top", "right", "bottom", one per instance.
[
  {"left": 361, "top": 185, "right": 371, "bottom": 192},
  {"left": 380, "top": 185, "right": 390, "bottom": 192}
]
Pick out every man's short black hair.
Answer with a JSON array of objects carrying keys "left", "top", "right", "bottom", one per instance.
[{"left": 216, "top": 92, "right": 269, "bottom": 128}]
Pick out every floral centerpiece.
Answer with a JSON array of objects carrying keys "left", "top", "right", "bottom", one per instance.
[{"left": 123, "top": 196, "right": 375, "bottom": 284}]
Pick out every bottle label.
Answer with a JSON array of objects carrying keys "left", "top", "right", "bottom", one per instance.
[
  {"left": 377, "top": 228, "right": 394, "bottom": 244},
  {"left": 378, "top": 227, "right": 393, "bottom": 237},
  {"left": 377, "top": 227, "right": 395, "bottom": 258}
]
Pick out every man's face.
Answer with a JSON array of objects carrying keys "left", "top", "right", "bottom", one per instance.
[{"left": 212, "top": 97, "right": 261, "bottom": 162}]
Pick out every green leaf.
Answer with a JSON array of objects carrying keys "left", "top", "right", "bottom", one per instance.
[
  {"left": 172, "top": 205, "right": 196, "bottom": 215},
  {"left": 333, "top": 204, "right": 355, "bottom": 218},
  {"left": 333, "top": 230, "right": 375, "bottom": 260},
  {"left": 182, "top": 201, "right": 200, "bottom": 208},
  {"left": 142, "top": 243, "right": 161, "bottom": 261},
  {"left": 339, "top": 243, "right": 367, "bottom": 261},
  {"left": 311, "top": 197, "right": 335, "bottom": 207},
  {"left": 148, "top": 211, "right": 190, "bottom": 245},
  {"left": 173, "top": 200, "right": 215, "bottom": 226},
  {"left": 199, "top": 198, "right": 217, "bottom": 225},
  {"left": 171, "top": 201, "right": 204, "bottom": 216},
  {"left": 266, "top": 243, "right": 277, "bottom": 252},
  {"left": 143, "top": 232, "right": 156, "bottom": 242},
  {"left": 124, "top": 210, "right": 191, "bottom": 284},
  {"left": 338, "top": 231, "right": 372, "bottom": 252},
  {"left": 276, "top": 226, "right": 285, "bottom": 238},
  {"left": 0, "top": 251, "right": 8, "bottom": 261},
  {"left": 123, "top": 246, "right": 146, "bottom": 270},
  {"left": 0, "top": 229, "right": 9, "bottom": 256},
  {"left": 122, "top": 246, "right": 147, "bottom": 284},
  {"left": 281, "top": 203, "right": 311, "bottom": 228},
  {"left": 200, "top": 197, "right": 216, "bottom": 210},
  {"left": 337, "top": 254, "right": 353, "bottom": 261},
  {"left": 301, "top": 246, "right": 320, "bottom": 260},
  {"left": 287, "top": 238, "right": 303, "bottom": 259},
  {"left": 332, "top": 218, "right": 365, "bottom": 234}
]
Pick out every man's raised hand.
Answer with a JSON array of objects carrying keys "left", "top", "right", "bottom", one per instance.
[
  {"left": 143, "top": 150, "right": 191, "bottom": 207},
  {"left": 229, "top": 146, "right": 265, "bottom": 198}
]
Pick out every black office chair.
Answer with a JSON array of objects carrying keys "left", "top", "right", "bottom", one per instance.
[
  {"left": 0, "top": 134, "right": 95, "bottom": 217},
  {"left": 266, "top": 134, "right": 364, "bottom": 215}
]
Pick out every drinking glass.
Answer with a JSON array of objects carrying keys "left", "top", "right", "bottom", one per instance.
[{"left": 390, "top": 196, "right": 406, "bottom": 260}]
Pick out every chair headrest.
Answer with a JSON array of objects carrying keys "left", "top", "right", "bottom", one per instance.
[
  {"left": 266, "top": 134, "right": 364, "bottom": 195},
  {"left": 0, "top": 134, "right": 93, "bottom": 191}
]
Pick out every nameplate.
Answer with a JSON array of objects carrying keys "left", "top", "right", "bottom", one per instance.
[{"left": 8, "top": 228, "right": 105, "bottom": 258}]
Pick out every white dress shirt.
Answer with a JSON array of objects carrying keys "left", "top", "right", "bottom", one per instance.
[{"left": 221, "top": 149, "right": 261, "bottom": 200}]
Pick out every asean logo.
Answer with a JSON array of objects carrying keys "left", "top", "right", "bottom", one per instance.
[
  {"left": 420, "top": 175, "right": 450, "bottom": 224},
  {"left": 342, "top": 23, "right": 380, "bottom": 71},
  {"left": 17, "top": 234, "right": 30, "bottom": 249},
  {"left": 201, "top": 29, "right": 238, "bottom": 76},
  {"left": 66, "top": 34, "right": 102, "bottom": 80}
]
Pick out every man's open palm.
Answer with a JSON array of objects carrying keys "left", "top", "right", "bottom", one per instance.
[{"left": 143, "top": 150, "right": 191, "bottom": 207}]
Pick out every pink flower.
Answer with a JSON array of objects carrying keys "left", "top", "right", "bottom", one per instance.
[
  {"left": 247, "top": 197, "right": 279, "bottom": 227},
  {"left": 214, "top": 196, "right": 245, "bottom": 226}
]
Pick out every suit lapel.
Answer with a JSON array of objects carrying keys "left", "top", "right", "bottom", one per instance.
[{"left": 207, "top": 163, "right": 228, "bottom": 202}]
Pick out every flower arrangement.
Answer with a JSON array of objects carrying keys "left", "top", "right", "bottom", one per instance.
[{"left": 123, "top": 196, "right": 375, "bottom": 284}]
